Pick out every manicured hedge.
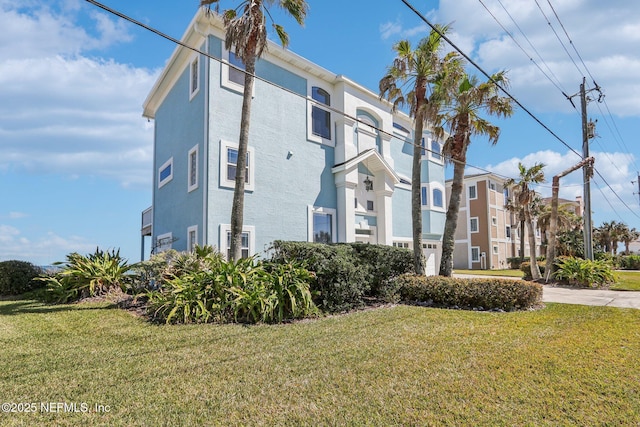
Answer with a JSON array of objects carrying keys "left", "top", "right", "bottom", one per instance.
[
  {"left": 0, "top": 260, "right": 44, "bottom": 296},
  {"left": 520, "top": 262, "right": 546, "bottom": 280},
  {"left": 269, "top": 241, "right": 414, "bottom": 312},
  {"left": 396, "top": 274, "right": 542, "bottom": 311},
  {"left": 619, "top": 255, "right": 640, "bottom": 270}
]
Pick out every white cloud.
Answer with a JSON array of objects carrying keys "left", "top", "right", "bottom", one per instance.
[
  {"left": 0, "top": 225, "right": 96, "bottom": 264},
  {"left": 0, "top": 2, "right": 157, "bottom": 188},
  {"left": 379, "top": 19, "right": 429, "bottom": 41}
]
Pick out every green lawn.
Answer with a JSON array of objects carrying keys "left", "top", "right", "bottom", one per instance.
[
  {"left": 1, "top": 300, "right": 639, "bottom": 426},
  {"left": 611, "top": 270, "right": 640, "bottom": 291}
]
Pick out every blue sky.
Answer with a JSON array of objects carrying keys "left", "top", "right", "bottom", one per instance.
[{"left": 1, "top": 0, "right": 639, "bottom": 265}]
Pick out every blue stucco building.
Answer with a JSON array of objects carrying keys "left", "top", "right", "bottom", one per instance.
[{"left": 141, "top": 10, "right": 446, "bottom": 274}]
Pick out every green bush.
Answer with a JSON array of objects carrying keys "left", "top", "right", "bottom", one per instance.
[
  {"left": 396, "top": 274, "right": 542, "bottom": 311},
  {"left": 0, "top": 260, "right": 44, "bottom": 295},
  {"left": 553, "top": 257, "right": 616, "bottom": 288},
  {"left": 520, "top": 262, "right": 546, "bottom": 280},
  {"left": 39, "top": 248, "right": 131, "bottom": 303},
  {"left": 146, "top": 256, "right": 318, "bottom": 324},
  {"left": 269, "top": 241, "right": 414, "bottom": 312},
  {"left": 618, "top": 255, "right": 640, "bottom": 270}
]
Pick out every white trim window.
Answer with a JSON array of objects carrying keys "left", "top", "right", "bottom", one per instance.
[
  {"left": 187, "top": 225, "right": 198, "bottom": 252},
  {"left": 188, "top": 144, "right": 199, "bottom": 192},
  {"left": 158, "top": 157, "right": 173, "bottom": 188},
  {"left": 308, "top": 206, "right": 337, "bottom": 243},
  {"left": 219, "top": 224, "right": 255, "bottom": 260},
  {"left": 219, "top": 140, "right": 255, "bottom": 191},
  {"left": 189, "top": 55, "right": 200, "bottom": 100},
  {"left": 221, "top": 48, "right": 247, "bottom": 93},
  {"left": 156, "top": 232, "right": 173, "bottom": 253},
  {"left": 468, "top": 184, "right": 477, "bottom": 200},
  {"left": 470, "top": 217, "right": 479, "bottom": 233},
  {"left": 421, "top": 186, "right": 428, "bottom": 208},
  {"left": 506, "top": 226, "right": 512, "bottom": 239},
  {"left": 471, "top": 246, "right": 480, "bottom": 263},
  {"left": 431, "top": 185, "right": 445, "bottom": 210},
  {"left": 308, "top": 85, "right": 332, "bottom": 144},
  {"left": 493, "top": 245, "right": 499, "bottom": 255},
  {"left": 430, "top": 140, "right": 442, "bottom": 162},
  {"left": 491, "top": 216, "right": 497, "bottom": 227}
]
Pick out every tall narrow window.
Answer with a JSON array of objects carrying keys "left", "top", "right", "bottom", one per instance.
[
  {"left": 190, "top": 56, "right": 199, "bottom": 98},
  {"left": 421, "top": 186, "right": 428, "bottom": 206},
  {"left": 188, "top": 145, "right": 198, "bottom": 192},
  {"left": 471, "top": 247, "right": 480, "bottom": 262},
  {"left": 311, "top": 87, "right": 331, "bottom": 139},
  {"left": 421, "top": 138, "right": 426, "bottom": 156},
  {"left": 228, "top": 52, "right": 245, "bottom": 86},
  {"left": 506, "top": 226, "right": 512, "bottom": 238},
  {"left": 431, "top": 140, "right": 441, "bottom": 161},
  {"left": 187, "top": 225, "right": 198, "bottom": 252},
  {"left": 220, "top": 141, "right": 255, "bottom": 191},
  {"left": 470, "top": 217, "right": 479, "bottom": 233},
  {"left": 469, "top": 185, "right": 477, "bottom": 200},
  {"left": 309, "top": 206, "right": 336, "bottom": 244}
]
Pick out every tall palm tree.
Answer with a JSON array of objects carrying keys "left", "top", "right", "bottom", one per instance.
[
  {"left": 595, "top": 221, "right": 616, "bottom": 254},
  {"left": 438, "top": 72, "right": 514, "bottom": 276},
  {"left": 505, "top": 162, "right": 546, "bottom": 280},
  {"left": 379, "top": 25, "right": 459, "bottom": 274},
  {"left": 200, "top": 0, "right": 308, "bottom": 260}
]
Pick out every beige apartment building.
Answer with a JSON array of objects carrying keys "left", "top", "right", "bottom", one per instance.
[{"left": 446, "top": 173, "right": 542, "bottom": 270}]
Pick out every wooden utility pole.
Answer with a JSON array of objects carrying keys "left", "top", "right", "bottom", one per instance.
[
  {"left": 580, "top": 77, "right": 595, "bottom": 261},
  {"left": 544, "top": 157, "right": 595, "bottom": 283}
]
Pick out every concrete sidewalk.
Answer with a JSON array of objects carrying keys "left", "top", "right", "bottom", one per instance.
[{"left": 453, "top": 274, "right": 640, "bottom": 309}]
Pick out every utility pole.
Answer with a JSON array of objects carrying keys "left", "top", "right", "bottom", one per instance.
[
  {"left": 568, "top": 77, "right": 602, "bottom": 260},
  {"left": 580, "top": 78, "right": 594, "bottom": 260}
]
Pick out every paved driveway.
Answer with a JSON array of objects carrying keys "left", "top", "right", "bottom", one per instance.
[{"left": 453, "top": 274, "right": 640, "bottom": 309}]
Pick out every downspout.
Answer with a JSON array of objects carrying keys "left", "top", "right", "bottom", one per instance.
[{"left": 486, "top": 180, "right": 492, "bottom": 270}]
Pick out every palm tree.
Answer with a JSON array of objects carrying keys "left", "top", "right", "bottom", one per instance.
[
  {"left": 537, "top": 202, "right": 581, "bottom": 252},
  {"left": 611, "top": 221, "right": 628, "bottom": 255},
  {"left": 595, "top": 221, "right": 616, "bottom": 254},
  {"left": 505, "top": 162, "right": 546, "bottom": 280},
  {"left": 438, "top": 72, "right": 514, "bottom": 276},
  {"left": 200, "top": 0, "right": 308, "bottom": 260},
  {"left": 622, "top": 227, "right": 640, "bottom": 255},
  {"left": 379, "top": 25, "right": 459, "bottom": 274}
]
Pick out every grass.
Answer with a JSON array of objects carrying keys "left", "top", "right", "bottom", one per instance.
[
  {"left": 611, "top": 270, "right": 640, "bottom": 291},
  {"left": 1, "top": 300, "right": 639, "bottom": 426},
  {"left": 455, "top": 268, "right": 524, "bottom": 278}
]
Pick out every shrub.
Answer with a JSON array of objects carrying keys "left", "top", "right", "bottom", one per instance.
[
  {"left": 619, "top": 255, "right": 640, "bottom": 270},
  {"left": 520, "top": 262, "right": 546, "bottom": 280},
  {"left": 39, "top": 248, "right": 131, "bottom": 303},
  {"left": 553, "top": 257, "right": 616, "bottom": 288},
  {"left": 269, "top": 241, "right": 414, "bottom": 312},
  {"left": 0, "top": 260, "right": 44, "bottom": 295},
  {"left": 396, "top": 274, "right": 542, "bottom": 311},
  {"left": 146, "top": 256, "right": 317, "bottom": 324}
]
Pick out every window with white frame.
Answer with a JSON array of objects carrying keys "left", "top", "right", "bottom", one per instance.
[
  {"left": 188, "top": 145, "right": 198, "bottom": 192},
  {"left": 158, "top": 157, "right": 173, "bottom": 188},
  {"left": 308, "top": 206, "right": 336, "bottom": 244},
  {"left": 470, "top": 217, "right": 479, "bottom": 233},
  {"left": 491, "top": 216, "right": 497, "bottom": 226},
  {"left": 311, "top": 86, "right": 331, "bottom": 140},
  {"left": 156, "top": 232, "right": 173, "bottom": 253},
  {"left": 503, "top": 188, "right": 509, "bottom": 205},
  {"left": 469, "top": 184, "right": 477, "bottom": 200},
  {"left": 393, "top": 241, "right": 411, "bottom": 249},
  {"left": 221, "top": 48, "right": 246, "bottom": 93},
  {"left": 430, "top": 140, "right": 442, "bottom": 161},
  {"left": 432, "top": 188, "right": 444, "bottom": 208},
  {"left": 421, "top": 186, "right": 428, "bottom": 206},
  {"left": 366, "top": 200, "right": 374, "bottom": 211},
  {"left": 489, "top": 181, "right": 496, "bottom": 191},
  {"left": 219, "top": 140, "right": 255, "bottom": 191},
  {"left": 189, "top": 55, "right": 199, "bottom": 99},
  {"left": 187, "top": 225, "right": 198, "bottom": 252},
  {"left": 493, "top": 245, "right": 499, "bottom": 254},
  {"left": 220, "top": 224, "right": 254, "bottom": 260},
  {"left": 421, "top": 137, "right": 427, "bottom": 156},
  {"left": 471, "top": 247, "right": 480, "bottom": 262},
  {"left": 506, "top": 225, "right": 511, "bottom": 239}
]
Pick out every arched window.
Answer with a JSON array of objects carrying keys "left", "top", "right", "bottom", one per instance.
[
  {"left": 311, "top": 87, "right": 331, "bottom": 139},
  {"left": 433, "top": 188, "right": 444, "bottom": 208}
]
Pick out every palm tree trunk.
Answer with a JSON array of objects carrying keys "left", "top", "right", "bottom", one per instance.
[
  {"left": 439, "top": 152, "right": 465, "bottom": 277},
  {"left": 526, "top": 212, "right": 541, "bottom": 280},
  {"left": 411, "top": 118, "right": 425, "bottom": 275},
  {"left": 229, "top": 52, "right": 256, "bottom": 261},
  {"left": 519, "top": 219, "right": 525, "bottom": 261}
]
